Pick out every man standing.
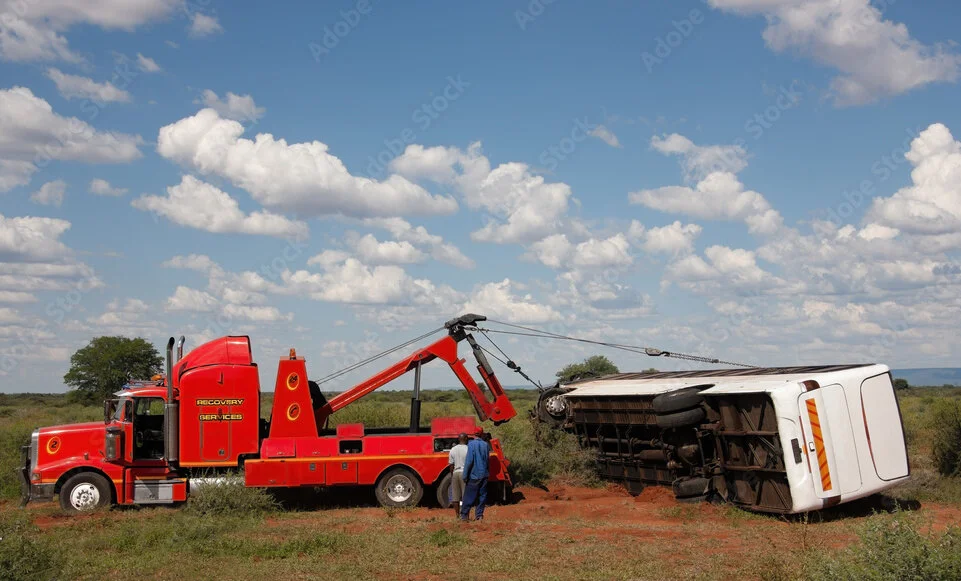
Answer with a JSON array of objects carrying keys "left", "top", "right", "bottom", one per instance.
[
  {"left": 459, "top": 431, "right": 491, "bottom": 521},
  {"left": 447, "top": 433, "right": 469, "bottom": 517}
]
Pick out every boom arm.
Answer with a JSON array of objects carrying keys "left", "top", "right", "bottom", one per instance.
[{"left": 314, "top": 315, "right": 518, "bottom": 427}]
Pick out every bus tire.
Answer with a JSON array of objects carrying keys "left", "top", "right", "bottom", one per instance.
[
  {"left": 673, "top": 477, "right": 710, "bottom": 499},
  {"left": 655, "top": 407, "right": 706, "bottom": 429},
  {"left": 652, "top": 387, "right": 706, "bottom": 414}
]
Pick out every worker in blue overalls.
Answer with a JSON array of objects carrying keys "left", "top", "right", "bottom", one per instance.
[{"left": 459, "top": 431, "right": 490, "bottom": 521}]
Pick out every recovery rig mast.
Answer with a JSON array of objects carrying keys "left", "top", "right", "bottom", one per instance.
[{"left": 298, "top": 313, "right": 518, "bottom": 436}]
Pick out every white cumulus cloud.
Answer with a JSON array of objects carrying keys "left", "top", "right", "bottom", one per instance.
[
  {"left": 157, "top": 109, "right": 458, "bottom": 219},
  {"left": 708, "top": 0, "right": 961, "bottom": 106},
  {"left": 29, "top": 180, "right": 66, "bottom": 207},
  {"left": 868, "top": 123, "right": 961, "bottom": 238},
  {"left": 89, "top": 178, "right": 128, "bottom": 197},
  {"left": 46, "top": 68, "right": 131, "bottom": 102},
  {"left": 589, "top": 125, "right": 621, "bottom": 148},
  {"left": 136, "top": 53, "right": 161, "bottom": 72},
  {"left": 132, "top": 175, "right": 308, "bottom": 239},
  {"left": 0, "top": 87, "right": 142, "bottom": 192},
  {"left": 189, "top": 13, "right": 223, "bottom": 38},
  {"left": 390, "top": 142, "right": 572, "bottom": 244},
  {"left": 197, "top": 89, "right": 264, "bottom": 122}
]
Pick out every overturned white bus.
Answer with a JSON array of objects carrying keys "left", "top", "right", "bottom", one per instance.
[{"left": 537, "top": 364, "right": 910, "bottom": 514}]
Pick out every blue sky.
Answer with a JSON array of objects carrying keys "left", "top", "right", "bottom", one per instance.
[{"left": 3, "top": 0, "right": 961, "bottom": 393}]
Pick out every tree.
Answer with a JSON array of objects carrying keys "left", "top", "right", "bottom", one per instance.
[
  {"left": 893, "top": 378, "right": 910, "bottom": 391},
  {"left": 556, "top": 355, "right": 620, "bottom": 384},
  {"left": 64, "top": 336, "right": 163, "bottom": 403}
]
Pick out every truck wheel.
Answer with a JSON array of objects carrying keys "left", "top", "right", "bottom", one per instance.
[
  {"left": 672, "top": 477, "right": 710, "bottom": 498},
  {"left": 435, "top": 472, "right": 453, "bottom": 508},
  {"left": 677, "top": 494, "right": 708, "bottom": 504},
  {"left": 375, "top": 467, "right": 424, "bottom": 508},
  {"left": 652, "top": 387, "right": 706, "bottom": 414},
  {"left": 59, "top": 472, "right": 112, "bottom": 514},
  {"left": 655, "top": 407, "right": 706, "bottom": 429},
  {"left": 536, "top": 387, "right": 570, "bottom": 428}
]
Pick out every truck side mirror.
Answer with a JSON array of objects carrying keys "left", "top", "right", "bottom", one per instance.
[
  {"left": 105, "top": 426, "right": 123, "bottom": 462},
  {"left": 104, "top": 399, "right": 119, "bottom": 424}
]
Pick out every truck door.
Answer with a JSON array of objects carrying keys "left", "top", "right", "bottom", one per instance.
[{"left": 798, "top": 385, "right": 862, "bottom": 499}]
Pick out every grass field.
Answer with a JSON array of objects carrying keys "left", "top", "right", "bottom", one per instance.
[{"left": 1, "top": 387, "right": 960, "bottom": 580}]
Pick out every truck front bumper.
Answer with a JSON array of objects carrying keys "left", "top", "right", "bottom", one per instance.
[{"left": 18, "top": 445, "right": 53, "bottom": 507}]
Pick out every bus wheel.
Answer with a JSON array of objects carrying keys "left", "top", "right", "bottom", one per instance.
[
  {"left": 60, "top": 472, "right": 111, "bottom": 514},
  {"left": 376, "top": 467, "right": 424, "bottom": 508}
]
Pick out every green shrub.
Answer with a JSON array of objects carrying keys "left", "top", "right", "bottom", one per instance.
[
  {"left": 0, "top": 513, "right": 61, "bottom": 581},
  {"left": 492, "top": 417, "right": 597, "bottom": 487},
  {"left": 184, "top": 477, "right": 278, "bottom": 516},
  {"left": 427, "top": 528, "right": 466, "bottom": 548},
  {"left": 806, "top": 512, "right": 961, "bottom": 581},
  {"left": 932, "top": 401, "right": 961, "bottom": 477}
]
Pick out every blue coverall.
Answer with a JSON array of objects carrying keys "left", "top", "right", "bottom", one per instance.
[{"left": 459, "top": 438, "right": 490, "bottom": 520}]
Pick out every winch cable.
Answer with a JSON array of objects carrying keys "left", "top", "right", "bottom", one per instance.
[
  {"left": 312, "top": 326, "right": 445, "bottom": 387},
  {"left": 476, "top": 331, "right": 543, "bottom": 389},
  {"left": 475, "top": 318, "right": 757, "bottom": 368}
]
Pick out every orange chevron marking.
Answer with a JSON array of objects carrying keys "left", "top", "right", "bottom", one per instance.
[{"left": 806, "top": 399, "right": 833, "bottom": 491}]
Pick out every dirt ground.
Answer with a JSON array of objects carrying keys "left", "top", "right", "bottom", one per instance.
[{"left": 11, "top": 482, "right": 961, "bottom": 580}]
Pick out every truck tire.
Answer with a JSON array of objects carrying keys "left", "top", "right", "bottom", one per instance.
[
  {"left": 677, "top": 493, "right": 708, "bottom": 504},
  {"left": 375, "top": 467, "right": 424, "bottom": 508},
  {"left": 59, "top": 472, "right": 112, "bottom": 514},
  {"left": 672, "top": 477, "right": 710, "bottom": 499},
  {"left": 536, "top": 387, "right": 570, "bottom": 428},
  {"left": 652, "top": 387, "right": 706, "bottom": 414},
  {"left": 435, "top": 472, "right": 452, "bottom": 508},
  {"left": 655, "top": 407, "right": 706, "bottom": 429}
]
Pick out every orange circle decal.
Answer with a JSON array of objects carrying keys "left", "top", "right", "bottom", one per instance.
[
  {"left": 46, "top": 436, "right": 62, "bottom": 455},
  {"left": 286, "top": 372, "right": 300, "bottom": 391},
  {"left": 286, "top": 403, "right": 301, "bottom": 421}
]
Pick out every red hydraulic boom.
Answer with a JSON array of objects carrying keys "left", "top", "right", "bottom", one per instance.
[{"left": 269, "top": 314, "right": 517, "bottom": 439}]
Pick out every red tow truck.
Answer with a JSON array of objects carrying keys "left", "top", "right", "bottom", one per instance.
[{"left": 20, "top": 314, "right": 517, "bottom": 513}]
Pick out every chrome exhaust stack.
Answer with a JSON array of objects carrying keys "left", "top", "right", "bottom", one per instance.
[{"left": 164, "top": 337, "right": 179, "bottom": 464}]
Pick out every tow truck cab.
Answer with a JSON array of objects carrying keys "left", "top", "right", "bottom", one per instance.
[{"left": 21, "top": 321, "right": 515, "bottom": 513}]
